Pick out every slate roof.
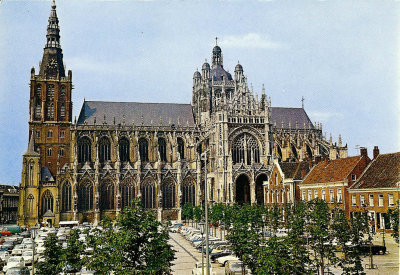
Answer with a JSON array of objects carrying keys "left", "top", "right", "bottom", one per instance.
[
  {"left": 280, "top": 161, "right": 314, "bottom": 181},
  {"left": 302, "top": 156, "right": 361, "bottom": 184},
  {"left": 271, "top": 107, "right": 314, "bottom": 130},
  {"left": 211, "top": 65, "right": 233, "bottom": 81},
  {"left": 77, "top": 101, "right": 195, "bottom": 127},
  {"left": 350, "top": 152, "right": 400, "bottom": 189},
  {"left": 41, "top": 167, "right": 54, "bottom": 182},
  {"left": 24, "top": 134, "right": 39, "bottom": 156}
]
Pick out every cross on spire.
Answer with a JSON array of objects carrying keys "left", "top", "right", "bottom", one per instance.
[
  {"left": 301, "top": 96, "right": 305, "bottom": 109},
  {"left": 215, "top": 37, "right": 218, "bottom": 46}
]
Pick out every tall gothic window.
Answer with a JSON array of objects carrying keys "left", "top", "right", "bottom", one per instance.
[
  {"left": 60, "top": 103, "right": 65, "bottom": 118},
  {"left": 41, "top": 190, "right": 53, "bottom": 215},
  {"left": 34, "top": 84, "right": 42, "bottom": 120},
  {"left": 78, "top": 137, "right": 91, "bottom": 163},
  {"left": 177, "top": 137, "right": 185, "bottom": 160},
  {"left": 100, "top": 181, "right": 115, "bottom": 210},
  {"left": 121, "top": 178, "right": 135, "bottom": 209},
  {"left": 138, "top": 138, "right": 149, "bottom": 162},
  {"left": 161, "top": 178, "right": 176, "bottom": 209},
  {"left": 62, "top": 181, "right": 72, "bottom": 212},
  {"left": 47, "top": 84, "right": 54, "bottom": 99},
  {"left": 141, "top": 179, "right": 155, "bottom": 209},
  {"left": 28, "top": 160, "right": 35, "bottom": 185},
  {"left": 46, "top": 102, "right": 54, "bottom": 120},
  {"left": 59, "top": 85, "right": 66, "bottom": 119},
  {"left": 182, "top": 178, "right": 195, "bottom": 207},
  {"left": 246, "top": 135, "right": 260, "bottom": 164},
  {"left": 232, "top": 135, "right": 244, "bottom": 164},
  {"left": 99, "top": 137, "right": 111, "bottom": 163},
  {"left": 60, "top": 85, "right": 66, "bottom": 99},
  {"left": 119, "top": 138, "right": 130, "bottom": 162},
  {"left": 27, "top": 194, "right": 34, "bottom": 214},
  {"left": 158, "top": 138, "right": 167, "bottom": 162},
  {"left": 78, "top": 181, "right": 93, "bottom": 211}
]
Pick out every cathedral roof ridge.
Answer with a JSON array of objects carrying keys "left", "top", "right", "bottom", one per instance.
[{"left": 83, "top": 100, "right": 191, "bottom": 106}]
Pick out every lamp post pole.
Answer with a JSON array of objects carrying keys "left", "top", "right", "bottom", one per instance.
[
  {"left": 31, "top": 226, "right": 37, "bottom": 275},
  {"left": 202, "top": 151, "right": 210, "bottom": 275},
  {"left": 199, "top": 222, "right": 205, "bottom": 275}
]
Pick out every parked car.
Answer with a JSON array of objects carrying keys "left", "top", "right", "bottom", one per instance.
[
  {"left": 0, "top": 251, "right": 10, "bottom": 262},
  {"left": 217, "top": 255, "right": 239, "bottom": 267},
  {"left": 358, "top": 244, "right": 386, "bottom": 255},
  {"left": 3, "top": 256, "right": 25, "bottom": 273},
  {"left": 11, "top": 245, "right": 25, "bottom": 256},
  {"left": 191, "top": 261, "right": 216, "bottom": 275},
  {"left": 225, "top": 260, "right": 250, "bottom": 275},
  {"left": 169, "top": 223, "right": 183, "bottom": 233},
  {"left": 22, "top": 250, "right": 37, "bottom": 265},
  {"left": 1, "top": 231, "right": 12, "bottom": 237},
  {"left": 5, "top": 267, "right": 30, "bottom": 275}
]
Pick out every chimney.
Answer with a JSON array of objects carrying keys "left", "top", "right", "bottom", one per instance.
[
  {"left": 314, "top": 155, "right": 322, "bottom": 164},
  {"left": 373, "top": 146, "right": 379, "bottom": 159},
  {"left": 360, "top": 147, "right": 367, "bottom": 158},
  {"left": 324, "top": 156, "right": 329, "bottom": 165}
]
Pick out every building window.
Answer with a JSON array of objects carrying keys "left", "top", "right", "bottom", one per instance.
[
  {"left": 138, "top": 138, "right": 149, "bottom": 162},
  {"left": 301, "top": 190, "right": 306, "bottom": 201},
  {"left": 246, "top": 135, "right": 260, "bottom": 164},
  {"left": 182, "top": 178, "right": 195, "bottom": 207},
  {"left": 322, "top": 189, "right": 326, "bottom": 201},
  {"left": 41, "top": 190, "right": 53, "bottom": 215},
  {"left": 388, "top": 194, "right": 394, "bottom": 207},
  {"left": 100, "top": 181, "right": 115, "bottom": 210},
  {"left": 308, "top": 190, "right": 312, "bottom": 201},
  {"left": 369, "top": 194, "right": 374, "bottom": 206},
  {"left": 141, "top": 179, "right": 155, "bottom": 209},
  {"left": 266, "top": 190, "right": 270, "bottom": 204},
  {"left": 47, "top": 130, "right": 53, "bottom": 138},
  {"left": 47, "top": 84, "right": 54, "bottom": 99},
  {"left": 27, "top": 194, "right": 34, "bottom": 214},
  {"left": 98, "top": 137, "right": 111, "bottom": 163},
  {"left": 177, "top": 137, "right": 185, "bottom": 160},
  {"left": 232, "top": 135, "right": 244, "bottom": 164},
  {"left": 378, "top": 194, "right": 383, "bottom": 207},
  {"left": 121, "top": 178, "right": 135, "bottom": 209},
  {"left": 78, "top": 137, "right": 91, "bottom": 163},
  {"left": 59, "top": 148, "right": 64, "bottom": 157},
  {"left": 36, "top": 131, "right": 40, "bottom": 138},
  {"left": 161, "top": 178, "right": 176, "bottom": 209},
  {"left": 119, "top": 137, "right": 130, "bottom": 162},
  {"left": 78, "top": 181, "right": 93, "bottom": 211},
  {"left": 287, "top": 189, "right": 290, "bottom": 203},
  {"left": 276, "top": 190, "right": 280, "bottom": 203},
  {"left": 352, "top": 194, "right": 356, "bottom": 206},
  {"left": 360, "top": 194, "right": 365, "bottom": 206},
  {"left": 329, "top": 189, "right": 334, "bottom": 203},
  {"left": 60, "top": 85, "right": 66, "bottom": 99},
  {"left": 337, "top": 189, "right": 342, "bottom": 203},
  {"left": 314, "top": 190, "right": 318, "bottom": 199},
  {"left": 46, "top": 102, "right": 54, "bottom": 120},
  {"left": 47, "top": 148, "right": 52, "bottom": 156},
  {"left": 60, "top": 131, "right": 65, "bottom": 138},
  {"left": 60, "top": 103, "right": 65, "bottom": 118},
  {"left": 281, "top": 190, "right": 285, "bottom": 203},
  {"left": 62, "top": 181, "right": 71, "bottom": 212},
  {"left": 158, "top": 138, "right": 167, "bottom": 162}
]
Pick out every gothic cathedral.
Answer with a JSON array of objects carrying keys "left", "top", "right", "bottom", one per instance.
[{"left": 18, "top": 1, "right": 347, "bottom": 226}]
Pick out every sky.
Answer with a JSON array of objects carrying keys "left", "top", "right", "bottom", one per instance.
[{"left": 0, "top": 0, "right": 399, "bottom": 185}]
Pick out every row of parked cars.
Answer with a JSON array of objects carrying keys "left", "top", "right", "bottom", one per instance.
[{"left": 169, "top": 223, "right": 250, "bottom": 275}]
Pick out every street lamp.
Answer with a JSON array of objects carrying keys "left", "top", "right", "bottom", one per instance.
[
  {"left": 201, "top": 151, "right": 210, "bottom": 275},
  {"left": 31, "top": 226, "right": 38, "bottom": 274},
  {"left": 199, "top": 222, "right": 206, "bottom": 275}
]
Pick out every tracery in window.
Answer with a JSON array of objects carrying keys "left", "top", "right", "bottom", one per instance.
[
  {"left": 141, "top": 179, "right": 155, "bottom": 209},
  {"left": 182, "top": 178, "right": 195, "bottom": 207},
  {"left": 119, "top": 137, "right": 130, "bottom": 162},
  {"left": 232, "top": 135, "right": 244, "bottom": 164},
  {"left": 34, "top": 85, "right": 42, "bottom": 120},
  {"left": 62, "top": 181, "right": 71, "bottom": 212},
  {"left": 78, "top": 181, "right": 93, "bottom": 211},
  {"left": 177, "top": 137, "right": 185, "bottom": 160},
  {"left": 78, "top": 137, "right": 92, "bottom": 163},
  {"left": 41, "top": 189, "right": 53, "bottom": 215},
  {"left": 46, "top": 102, "right": 54, "bottom": 120},
  {"left": 161, "top": 178, "right": 176, "bottom": 209},
  {"left": 232, "top": 134, "right": 260, "bottom": 165},
  {"left": 138, "top": 138, "right": 149, "bottom": 162},
  {"left": 100, "top": 181, "right": 115, "bottom": 210},
  {"left": 99, "top": 137, "right": 111, "bottom": 163},
  {"left": 27, "top": 194, "right": 34, "bottom": 214},
  {"left": 121, "top": 178, "right": 135, "bottom": 209},
  {"left": 158, "top": 138, "right": 167, "bottom": 162}
]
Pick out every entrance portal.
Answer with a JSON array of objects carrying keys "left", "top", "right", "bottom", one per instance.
[
  {"left": 235, "top": 174, "right": 250, "bottom": 204},
  {"left": 255, "top": 174, "right": 268, "bottom": 205}
]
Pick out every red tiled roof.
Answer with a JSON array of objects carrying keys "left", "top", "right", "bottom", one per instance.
[
  {"left": 302, "top": 156, "right": 361, "bottom": 184},
  {"left": 351, "top": 152, "right": 400, "bottom": 189}
]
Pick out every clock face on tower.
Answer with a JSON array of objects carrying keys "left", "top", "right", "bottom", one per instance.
[{"left": 45, "top": 57, "right": 58, "bottom": 77}]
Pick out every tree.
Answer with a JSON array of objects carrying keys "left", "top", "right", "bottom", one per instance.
[
  {"left": 85, "top": 199, "right": 175, "bottom": 274},
  {"left": 36, "top": 233, "right": 64, "bottom": 275},
  {"left": 388, "top": 201, "right": 399, "bottom": 243},
  {"left": 63, "top": 228, "right": 85, "bottom": 272},
  {"left": 182, "top": 203, "right": 194, "bottom": 226}
]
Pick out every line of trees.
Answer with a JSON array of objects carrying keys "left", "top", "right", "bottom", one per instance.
[{"left": 183, "top": 199, "right": 399, "bottom": 275}]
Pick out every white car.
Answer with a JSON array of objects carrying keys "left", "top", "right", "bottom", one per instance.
[
  {"left": 217, "top": 255, "right": 239, "bottom": 266},
  {"left": 3, "top": 256, "right": 25, "bottom": 272},
  {"left": 11, "top": 244, "right": 25, "bottom": 256},
  {"left": 0, "top": 251, "right": 10, "bottom": 261},
  {"left": 191, "top": 261, "right": 216, "bottom": 275},
  {"left": 36, "top": 244, "right": 46, "bottom": 254},
  {"left": 22, "top": 250, "right": 37, "bottom": 265}
]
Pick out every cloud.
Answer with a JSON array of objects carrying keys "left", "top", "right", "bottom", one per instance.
[
  {"left": 308, "top": 110, "right": 344, "bottom": 122},
  {"left": 220, "top": 33, "right": 284, "bottom": 49}
]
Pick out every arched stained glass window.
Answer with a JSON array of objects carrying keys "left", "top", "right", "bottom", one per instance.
[
  {"left": 78, "top": 137, "right": 91, "bottom": 163},
  {"left": 41, "top": 190, "right": 53, "bottom": 215},
  {"left": 62, "top": 181, "right": 72, "bottom": 212},
  {"left": 141, "top": 179, "right": 155, "bottom": 209},
  {"left": 246, "top": 135, "right": 260, "bottom": 164},
  {"left": 100, "top": 181, "right": 114, "bottom": 210},
  {"left": 177, "top": 137, "right": 185, "bottom": 160},
  {"left": 138, "top": 138, "right": 149, "bottom": 162},
  {"left": 121, "top": 178, "right": 135, "bottom": 209},
  {"left": 119, "top": 137, "right": 130, "bottom": 162},
  {"left": 161, "top": 178, "right": 176, "bottom": 209},
  {"left": 99, "top": 137, "right": 111, "bottom": 163},
  {"left": 34, "top": 85, "right": 42, "bottom": 120},
  {"left": 158, "top": 138, "right": 167, "bottom": 162},
  {"left": 182, "top": 178, "right": 195, "bottom": 207},
  {"left": 78, "top": 181, "right": 93, "bottom": 211},
  {"left": 232, "top": 135, "right": 244, "bottom": 164}
]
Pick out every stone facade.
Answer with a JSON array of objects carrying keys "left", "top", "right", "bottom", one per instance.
[{"left": 18, "top": 1, "right": 346, "bottom": 226}]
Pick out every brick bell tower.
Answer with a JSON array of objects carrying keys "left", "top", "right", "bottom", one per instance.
[{"left": 29, "top": 0, "right": 72, "bottom": 177}]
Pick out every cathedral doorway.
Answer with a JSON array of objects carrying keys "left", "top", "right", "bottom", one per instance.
[
  {"left": 235, "top": 174, "right": 250, "bottom": 204},
  {"left": 255, "top": 174, "right": 268, "bottom": 205}
]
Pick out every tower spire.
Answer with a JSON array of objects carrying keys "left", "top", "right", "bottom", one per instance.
[{"left": 46, "top": 0, "right": 61, "bottom": 49}]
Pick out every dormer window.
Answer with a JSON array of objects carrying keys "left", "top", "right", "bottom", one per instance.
[{"left": 351, "top": 174, "right": 356, "bottom": 181}]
